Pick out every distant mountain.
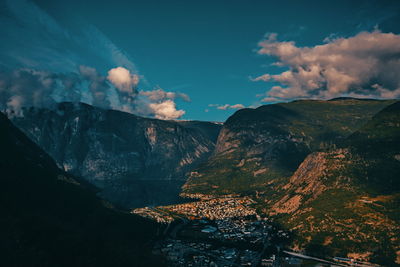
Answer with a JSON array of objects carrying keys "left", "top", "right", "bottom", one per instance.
[
  {"left": 183, "top": 98, "right": 395, "bottom": 196},
  {"left": 0, "top": 112, "right": 165, "bottom": 267},
  {"left": 11, "top": 102, "right": 221, "bottom": 208}
]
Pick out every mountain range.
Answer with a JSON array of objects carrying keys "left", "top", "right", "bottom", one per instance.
[{"left": 3, "top": 97, "right": 399, "bottom": 265}]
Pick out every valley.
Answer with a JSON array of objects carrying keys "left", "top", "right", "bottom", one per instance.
[
  {"left": 2, "top": 2, "right": 400, "bottom": 266},
  {"left": 2, "top": 98, "right": 399, "bottom": 266},
  {"left": 133, "top": 99, "right": 400, "bottom": 266},
  {"left": 134, "top": 196, "right": 381, "bottom": 267}
]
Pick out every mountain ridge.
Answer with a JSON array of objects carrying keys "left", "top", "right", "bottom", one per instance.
[{"left": 183, "top": 98, "right": 396, "bottom": 196}]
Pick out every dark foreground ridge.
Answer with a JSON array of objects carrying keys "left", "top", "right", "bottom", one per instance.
[{"left": 0, "top": 112, "right": 166, "bottom": 267}]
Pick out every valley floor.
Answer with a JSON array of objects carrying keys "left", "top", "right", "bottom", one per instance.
[{"left": 133, "top": 196, "right": 381, "bottom": 267}]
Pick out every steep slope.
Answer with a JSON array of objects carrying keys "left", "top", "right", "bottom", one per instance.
[
  {"left": 183, "top": 98, "right": 395, "bottom": 196},
  {"left": 11, "top": 102, "right": 221, "bottom": 208},
  {"left": 0, "top": 112, "right": 165, "bottom": 267},
  {"left": 262, "top": 102, "right": 400, "bottom": 265},
  {"left": 175, "top": 120, "right": 222, "bottom": 144}
]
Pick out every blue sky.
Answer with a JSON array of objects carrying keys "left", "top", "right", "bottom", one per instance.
[{"left": 1, "top": 0, "right": 400, "bottom": 121}]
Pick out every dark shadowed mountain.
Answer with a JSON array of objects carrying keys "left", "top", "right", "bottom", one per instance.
[
  {"left": 0, "top": 112, "right": 165, "bottom": 267},
  {"left": 11, "top": 102, "right": 221, "bottom": 208}
]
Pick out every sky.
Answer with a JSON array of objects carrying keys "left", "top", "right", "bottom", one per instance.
[{"left": 0, "top": 0, "right": 400, "bottom": 121}]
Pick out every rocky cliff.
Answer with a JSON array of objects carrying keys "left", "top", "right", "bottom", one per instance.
[{"left": 11, "top": 102, "right": 221, "bottom": 208}]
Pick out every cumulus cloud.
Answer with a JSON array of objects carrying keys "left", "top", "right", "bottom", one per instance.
[
  {"left": 104, "top": 71, "right": 188, "bottom": 120},
  {"left": 107, "top": 67, "right": 139, "bottom": 93},
  {"left": 0, "top": 66, "right": 187, "bottom": 120},
  {"left": 254, "top": 30, "right": 400, "bottom": 102},
  {"left": 139, "top": 88, "right": 190, "bottom": 102},
  {"left": 148, "top": 100, "right": 185, "bottom": 120},
  {"left": 209, "top": 103, "right": 245, "bottom": 110},
  {"left": 132, "top": 87, "right": 188, "bottom": 119},
  {"left": 105, "top": 67, "right": 141, "bottom": 114}
]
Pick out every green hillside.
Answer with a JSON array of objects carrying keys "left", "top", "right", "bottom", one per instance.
[
  {"left": 183, "top": 98, "right": 395, "bottom": 196},
  {"left": 182, "top": 99, "right": 400, "bottom": 265},
  {"left": 260, "top": 102, "right": 400, "bottom": 265}
]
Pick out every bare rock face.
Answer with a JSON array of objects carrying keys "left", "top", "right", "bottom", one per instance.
[
  {"left": 270, "top": 149, "right": 350, "bottom": 215},
  {"left": 11, "top": 102, "right": 221, "bottom": 208}
]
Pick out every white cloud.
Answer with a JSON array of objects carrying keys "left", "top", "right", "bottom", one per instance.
[
  {"left": 251, "top": 74, "right": 271, "bottom": 82},
  {"left": 254, "top": 30, "right": 400, "bottom": 101},
  {"left": 0, "top": 67, "right": 188, "bottom": 121},
  {"left": 107, "top": 67, "right": 139, "bottom": 93},
  {"left": 230, "top": 104, "right": 245, "bottom": 109},
  {"left": 209, "top": 103, "right": 245, "bottom": 110},
  {"left": 148, "top": 100, "right": 185, "bottom": 120},
  {"left": 217, "top": 104, "right": 230, "bottom": 110},
  {"left": 139, "top": 88, "right": 190, "bottom": 102},
  {"left": 132, "top": 87, "right": 189, "bottom": 120}
]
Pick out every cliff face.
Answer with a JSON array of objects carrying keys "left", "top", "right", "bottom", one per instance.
[
  {"left": 183, "top": 98, "right": 395, "bottom": 196},
  {"left": 268, "top": 150, "right": 344, "bottom": 215},
  {"left": 12, "top": 102, "right": 221, "bottom": 208}
]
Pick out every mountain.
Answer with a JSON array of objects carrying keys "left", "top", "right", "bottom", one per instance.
[
  {"left": 182, "top": 98, "right": 399, "bottom": 265},
  {"left": 182, "top": 98, "right": 395, "bottom": 196},
  {"left": 11, "top": 102, "right": 221, "bottom": 208},
  {"left": 263, "top": 101, "right": 400, "bottom": 265},
  {"left": 0, "top": 112, "right": 165, "bottom": 267}
]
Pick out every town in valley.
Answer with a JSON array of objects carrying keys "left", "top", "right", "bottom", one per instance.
[{"left": 133, "top": 197, "right": 379, "bottom": 267}]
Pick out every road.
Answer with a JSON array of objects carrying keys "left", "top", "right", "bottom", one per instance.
[{"left": 283, "top": 250, "right": 347, "bottom": 266}]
